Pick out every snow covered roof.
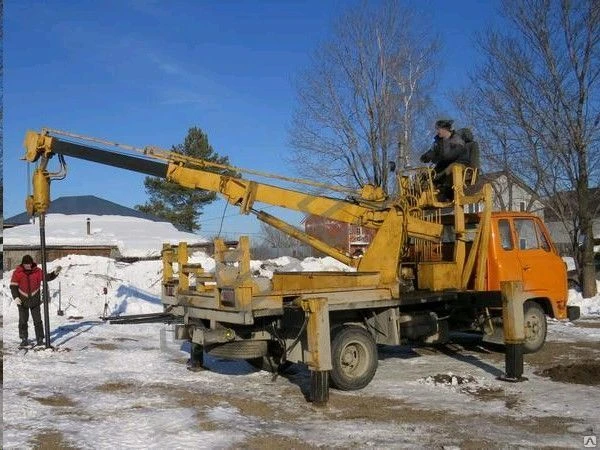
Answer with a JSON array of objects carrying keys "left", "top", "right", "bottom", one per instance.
[
  {"left": 4, "top": 195, "right": 166, "bottom": 226},
  {"left": 3, "top": 213, "right": 207, "bottom": 258}
]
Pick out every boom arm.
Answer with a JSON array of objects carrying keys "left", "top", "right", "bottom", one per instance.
[
  {"left": 23, "top": 128, "right": 443, "bottom": 285},
  {"left": 24, "top": 129, "right": 441, "bottom": 232}
]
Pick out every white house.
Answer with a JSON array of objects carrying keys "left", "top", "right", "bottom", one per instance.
[
  {"left": 477, "top": 171, "right": 545, "bottom": 218},
  {"left": 3, "top": 195, "right": 207, "bottom": 269}
]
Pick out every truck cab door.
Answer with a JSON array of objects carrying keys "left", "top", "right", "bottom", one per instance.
[
  {"left": 513, "top": 217, "right": 567, "bottom": 308},
  {"left": 488, "top": 218, "right": 522, "bottom": 290}
]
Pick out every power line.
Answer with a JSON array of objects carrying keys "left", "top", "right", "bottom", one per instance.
[
  {"left": 199, "top": 230, "right": 264, "bottom": 236},
  {"left": 199, "top": 204, "right": 305, "bottom": 225},
  {"left": 216, "top": 202, "right": 228, "bottom": 238},
  {"left": 198, "top": 204, "right": 279, "bottom": 223}
]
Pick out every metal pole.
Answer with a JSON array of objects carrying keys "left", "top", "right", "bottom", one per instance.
[
  {"left": 39, "top": 213, "right": 52, "bottom": 348},
  {"left": 498, "top": 281, "right": 527, "bottom": 382},
  {"left": 310, "top": 370, "right": 329, "bottom": 405},
  {"left": 301, "top": 297, "right": 332, "bottom": 406},
  {"left": 57, "top": 281, "right": 64, "bottom": 316}
]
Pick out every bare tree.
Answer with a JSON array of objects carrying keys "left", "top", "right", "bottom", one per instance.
[
  {"left": 456, "top": 0, "right": 600, "bottom": 297},
  {"left": 259, "top": 222, "right": 299, "bottom": 249},
  {"left": 289, "top": 0, "right": 439, "bottom": 194}
]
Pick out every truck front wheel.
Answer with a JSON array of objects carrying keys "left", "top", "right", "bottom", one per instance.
[
  {"left": 523, "top": 302, "right": 547, "bottom": 354},
  {"left": 330, "top": 326, "right": 378, "bottom": 391}
]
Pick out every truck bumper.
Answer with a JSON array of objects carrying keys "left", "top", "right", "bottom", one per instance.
[{"left": 567, "top": 305, "right": 581, "bottom": 321}]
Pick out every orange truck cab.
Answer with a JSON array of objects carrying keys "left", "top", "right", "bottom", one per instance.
[
  {"left": 488, "top": 212, "right": 569, "bottom": 318},
  {"left": 483, "top": 212, "right": 580, "bottom": 351}
]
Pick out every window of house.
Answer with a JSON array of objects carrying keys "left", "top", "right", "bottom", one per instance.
[
  {"left": 498, "top": 219, "right": 513, "bottom": 250},
  {"left": 467, "top": 203, "right": 480, "bottom": 214},
  {"left": 514, "top": 219, "right": 539, "bottom": 249},
  {"left": 519, "top": 201, "right": 526, "bottom": 212}
]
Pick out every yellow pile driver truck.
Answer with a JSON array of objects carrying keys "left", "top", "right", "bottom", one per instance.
[{"left": 23, "top": 129, "right": 579, "bottom": 402}]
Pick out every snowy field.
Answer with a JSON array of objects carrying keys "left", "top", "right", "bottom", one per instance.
[
  {"left": 2, "top": 215, "right": 599, "bottom": 449},
  {"left": 2, "top": 253, "right": 599, "bottom": 449}
]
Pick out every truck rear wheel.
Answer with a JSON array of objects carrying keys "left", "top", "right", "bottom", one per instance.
[
  {"left": 330, "top": 326, "right": 377, "bottom": 391},
  {"left": 248, "top": 342, "right": 290, "bottom": 373},
  {"left": 205, "top": 340, "right": 268, "bottom": 359},
  {"left": 523, "top": 302, "right": 547, "bottom": 354}
]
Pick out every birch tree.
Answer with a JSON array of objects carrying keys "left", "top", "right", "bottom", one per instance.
[{"left": 289, "top": 0, "right": 439, "bottom": 194}]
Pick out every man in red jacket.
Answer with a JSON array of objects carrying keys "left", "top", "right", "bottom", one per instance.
[{"left": 10, "top": 254, "right": 62, "bottom": 347}]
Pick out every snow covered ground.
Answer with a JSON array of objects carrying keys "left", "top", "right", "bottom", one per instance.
[
  {"left": 3, "top": 216, "right": 600, "bottom": 448},
  {"left": 2, "top": 252, "right": 599, "bottom": 449}
]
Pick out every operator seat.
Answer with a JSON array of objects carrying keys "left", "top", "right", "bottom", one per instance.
[{"left": 463, "top": 140, "right": 480, "bottom": 186}]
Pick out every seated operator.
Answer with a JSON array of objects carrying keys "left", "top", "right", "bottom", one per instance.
[{"left": 420, "top": 119, "right": 470, "bottom": 201}]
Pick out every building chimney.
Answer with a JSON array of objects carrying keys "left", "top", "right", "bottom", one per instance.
[{"left": 86, "top": 217, "right": 91, "bottom": 235}]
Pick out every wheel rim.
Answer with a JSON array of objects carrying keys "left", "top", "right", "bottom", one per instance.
[
  {"left": 339, "top": 340, "right": 369, "bottom": 377},
  {"left": 525, "top": 313, "right": 542, "bottom": 342}
]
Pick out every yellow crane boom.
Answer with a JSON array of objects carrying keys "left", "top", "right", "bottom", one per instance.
[{"left": 23, "top": 128, "right": 447, "bottom": 287}]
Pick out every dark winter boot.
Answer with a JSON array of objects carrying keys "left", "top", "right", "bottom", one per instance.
[
  {"left": 20, "top": 338, "right": 29, "bottom": 348},
  {"left": 36, "top": 338, "right": 45, "bottom": 347},
  {"left": 186, "top": 343, "right": 205, "bottom": 372}
]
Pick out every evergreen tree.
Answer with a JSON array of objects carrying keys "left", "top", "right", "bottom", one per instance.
[{"left": 136, "top": 127, "right": 236, "bottom": 232}]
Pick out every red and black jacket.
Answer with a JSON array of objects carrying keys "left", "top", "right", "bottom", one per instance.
[{"left": 10, "top": 263, "right": 58, "bottom": 308}]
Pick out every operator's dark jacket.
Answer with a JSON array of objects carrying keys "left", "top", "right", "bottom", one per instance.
[
  {"left": 421, "top": 131, "right": 468, "bottom": 174},
  {"left": 10, "top": 263, "right": 58, "bottom": 308}
]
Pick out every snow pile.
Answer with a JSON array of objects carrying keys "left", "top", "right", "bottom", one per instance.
[
  {"left": 419, "top": 373, "right": 477, "bottom": 387},
  {"left": 1, "top": 252, "right": 353, "bottom": 322},
  {"left": 561, "top": 257, "right": 600, "bottom": 316},
  {"left": 567, "top": 280, "right": 600, "bottom": 316},
  {"left": 250, "top": 255, "right": 354, "bottom": 278},
  {"left": 4, "top": 214, "right": 207, "bottom": 257},
  {"left": 188, "top": 251, "right": 217, "bottom": 272},
  {"left": 1, "top": 255, "right": 165, "bottom": 321},
  {"left": 562, "top": 256, "right": 576, "bottom": 271}
]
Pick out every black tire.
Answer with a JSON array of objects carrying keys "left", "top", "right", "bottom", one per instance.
[
  {"left": 523, "top": 302, "right": 547, "bottom": 354},
  {"left": 205, "top": 340, "right": 267, "bottom": 359},
  {"left": 329, "top": 326, "right": 378, "bottom": 391}
]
